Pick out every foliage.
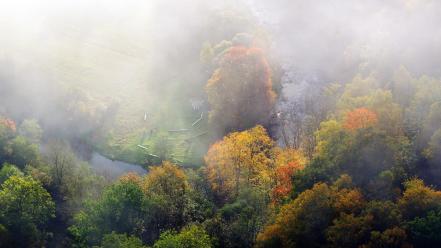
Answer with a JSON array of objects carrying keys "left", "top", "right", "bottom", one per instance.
[
  {"left": 205, "top": 126, "right": 274, "bottom": 202},
  {"left": 0, "top": 118, "right": 16, "bottom": 133},
  {"left": 0, "top": 163, "right": 23, "bottom": 184},
  {"left": 362, "top": 227, "right": 410, "bottom": 248},
  {"left": 398, "top": 179, "right": 441, "bottom": 219},
  {"left": 326, "top": 213, "right": 373, "bottom": 247},
  {"left": 38, "top": 141, "right": 106, "bottom": 219},
  {"left": 206, "top": 46, "right": 276, "bottom": 134},
  {"left": 99, "top": 232, "right": 146, "bottom": 248},
  {"left": 69, "top": 180, "right": 149, "bottom": 246},
  {"left": 343, "top": 108, "right": 378, "bottom": 131},
  {"left": 18, "top": 119, "right": 43, "bottom": 144},
  {"left": 407, "top": 209, "right": 441, "bottom": 247},
  {"left": 256, "top": 183, "right": 334, "bottom": 247},
  {"left": 271, "top": 160, "right": 304, "bottom": 202},
  {"left": 153, "top": 224, "right": 212, "bottom": 248},
  {"left": 4, "top": 136, "right": 39, "bottom": 169},
  {"left": 0, "top": 175, "right": 55, "bottom": 247},
  {"left": 206, "top": 188, "right": 270, "bottom": 248},
  {"left": 258, "top": 176, "right": 441, "bottom": 248},
  {"left": 142, "top": 161, "right": 190, "bottom": 229}
]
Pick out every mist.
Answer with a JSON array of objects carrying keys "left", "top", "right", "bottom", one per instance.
[
  {"left": 1, "top": 1, "right": 441, "bottom": 247},
  {"left": 2, "top": 0, "right": 440, "bottom": 130}
]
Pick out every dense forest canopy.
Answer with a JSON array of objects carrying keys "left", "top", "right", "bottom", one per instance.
[{"left": 1, "top": 0, "right": 441, "bottom": 247}]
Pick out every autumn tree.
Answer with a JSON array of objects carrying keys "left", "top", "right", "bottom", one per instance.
[
  {"left": 293, "top": 115, "right": 404, "bottom": 198},
  {"left": 205, "top": 125, "right": 274, "bottom": 202},
  {"left": 0, "top": 117, "right": 16, "bottom": 133},
  {"left": 361, "top": 227, "right": 410, "bottom": 248},
  {"left": 337, "top": 75, "right": 403, "bottom": 136},
  {"left": 326, "top": 213, "right": 373, "bottom": 248},
  {"left": 206, "top": 46, "right": 276, "bottom": 134},
  {"left": 257, "top": 176, "right": 416, "bottom": 248},
  {"left": 271, "top": 148, "right": 306, "bottom": 202},
  {"left": 398, "top": 179, "right": 441, "bottom": 220},
  {"left": 256, "top": 183, "right": 335, "bottom": 248},
  {"left": 0, "top": 117, "right": 40, "bottom": 169},
  {"left": 343, "top": 108, "right": 378, "bottom": 131},
  {"left": 142, "top": 161, "right": 190, "bottom": 230},
  {"left": 70, "top": 162, "right": 206, "bottom": 246}
]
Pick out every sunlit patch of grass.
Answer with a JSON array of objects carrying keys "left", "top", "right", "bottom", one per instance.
[{"left": 95, "top": 89, "right": 209, "bottom": 167}]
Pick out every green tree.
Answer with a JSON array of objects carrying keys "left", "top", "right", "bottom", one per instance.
[
  {"left": 407, "top": 209, "right": 441, "bottom": 247},
  {"left": 0, "top": 118, "right": 16, "bottom": 164},
  {"left": 206, "top": 188, "right": 270, "bottom": 248},
  {"left": 99, "top": 232, "right": 145, "bottom": 248},
  {"left": 18, "top": 119, "right": 43, "bottom": 144},
  {"left": 5, "top": 136, "right": 39, "bottom": 169},
  {"left": 69, "top": 180, "right": 149, "bottom": 246},
  {"left": 153, "top": 224, "right": 212, "bottom": 248},
  {"left": 0, "top": 163, "right": 23, "bottom": 184},
  {"left": 41, "top": 141, "right": 105, "bottom": 217},
  {"left": 142, "top": 161, "right": 190, "bottom": 230},
  {"left": 0, "top": 175, "right": 55, "bottom": 247}
]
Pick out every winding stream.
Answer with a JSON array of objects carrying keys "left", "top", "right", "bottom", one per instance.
[{"left": 89, "top": 152, "right": 147, "bottom": 179}]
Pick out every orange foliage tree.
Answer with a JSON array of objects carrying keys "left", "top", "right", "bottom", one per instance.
[
  {"left": 343, "top": 108, "right": 378, "bottom": 131},
  {"left": 119, "top": 172, "right": 142, "bottom": 186},
  {"left": 206, "top": 46, "right": 276, "bottom": 134},
  {"left": 271, "top": 148, "right": 306, "bottom": 203},
  {"left": 271, "top": 162, "right": 303, "bottom": 203},
  {"left": 0, "top": 117, "right": 16, "bottom": 132}
]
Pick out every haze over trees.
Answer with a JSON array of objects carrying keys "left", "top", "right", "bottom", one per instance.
[{"left": 1, "top": 0, "right": 441, "bottom": 247}]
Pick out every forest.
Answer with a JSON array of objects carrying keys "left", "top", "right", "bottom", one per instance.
[{"left": 1, "top": 0, "right": 441, "bottom": 247}]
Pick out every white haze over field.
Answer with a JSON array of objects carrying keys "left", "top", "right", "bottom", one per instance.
[{"left": 1, "top": 0, "right": 441, "bottom": 136}]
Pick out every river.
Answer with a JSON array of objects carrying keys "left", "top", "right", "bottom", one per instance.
[
  {"left": 89, "top": 152, "right": 147, "bottom": 179},
  {"left": 41, "top": 141, "right": 148, "bottom": 180}
]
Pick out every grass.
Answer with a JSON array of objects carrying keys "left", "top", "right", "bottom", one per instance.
[
  {"left": 32, "top": 27, "right": 209, "bottom": 168},
  {"left": 93, "top": 84, "right": 210, "bottom": 167}
]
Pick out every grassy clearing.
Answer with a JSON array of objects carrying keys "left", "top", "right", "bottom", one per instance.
[{"left": 35, "top": 27, "right": 209, "bottom": 167}]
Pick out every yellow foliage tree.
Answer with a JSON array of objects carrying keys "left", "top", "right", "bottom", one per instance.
[
  {"left": 142, "top": 161, "right": 189, "bottom": 228},
  {"left": 205, "top": 126, "right": 307, "bottom": 203},
  {"left": 142, "top": 161, "right": 188, "bottom": 197},
  {"left": 205, "top": 125, "right": 274, "bottom": 202}
]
